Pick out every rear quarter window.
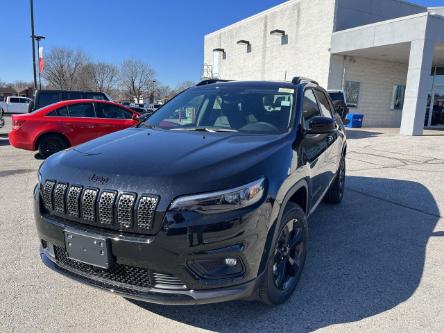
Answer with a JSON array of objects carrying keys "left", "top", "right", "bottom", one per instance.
[
  {"left": 68, "top": 103, "right": 96, "bottom": 118},
  {"left": 46, "top": 106, "right": 69, "bottom": 117}
]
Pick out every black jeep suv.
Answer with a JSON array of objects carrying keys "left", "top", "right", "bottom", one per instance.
[{"left": 35, "top": 77, "right": 346, "bottom": 305}]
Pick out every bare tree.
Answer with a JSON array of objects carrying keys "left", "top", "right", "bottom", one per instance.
[
  {"left": 79, "top": 62, "right": 118, "bottom": 94},
  {"left": 12, "top": 81, "right": 33, "bottom": 95},
  {"left": 119, "top": 59, "right": 155, "bottom": 102},
  {"left": 43, "top": 47, "right": 88, "bottom": 90},
  {"left": 155, "top": 84, "right": 172, "bottom": 101},
  {"left": 171, "top": 80, "right": 195, "bottom": 96}
]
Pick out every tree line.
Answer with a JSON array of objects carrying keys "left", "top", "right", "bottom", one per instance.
[{"left": 1, "top": 47, "right": 195, "bottom": 102}]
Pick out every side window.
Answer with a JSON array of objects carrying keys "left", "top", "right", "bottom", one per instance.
[
  {"left": 10, "top": 98, "right": 20, "bottom": 103},
  {"left": 36, "top": 92, "right": 60, "bottom": 109},
  {"left": 314, "top": 90, "right": 333, "bottom": 118},
  {"left": 68, "top": 103, "right": 96, "bottom": 118},
  {"left": 303, "top": 89, "right": 321, "bottom": 128},
  {"left": 47, "top": 106, "right": 69, "bottom": 117},
  {"left": 96, "top": 103, "right": 132, "bottom": 119},
  {"left": 87, "top": 93, "right": 106, "bottom": 100},
  {"left": 68, "top": 92, "right": 82, "bottom": 100}
]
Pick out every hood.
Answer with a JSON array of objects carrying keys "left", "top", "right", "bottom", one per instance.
[{"left": 41, "top": 127, "right": 293, "bottom": 209}]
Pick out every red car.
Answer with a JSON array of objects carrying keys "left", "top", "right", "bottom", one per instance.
[{"left": 9, "top": 99, "right": 140, "bottom": 158}]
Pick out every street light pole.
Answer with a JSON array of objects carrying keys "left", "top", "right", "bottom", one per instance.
[
  {"left": 151, "top": 80, "right": 156, "bottom": 104},
  {"left": 30, "top": 0, "right": 37, "bottom": 90}
]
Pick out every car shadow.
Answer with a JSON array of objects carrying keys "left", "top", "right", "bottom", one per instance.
[
  {"left": 345, "top": 129, "right": 384, "bottom": 139},
  {"left": 128, "top": 176, "right": 439, "bottom": 332},
  {"left": 0, "top": 134, "right": 10, "bottom": 146}
]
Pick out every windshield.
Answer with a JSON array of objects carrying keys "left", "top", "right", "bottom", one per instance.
[{"left": 145, "top": 86, "right": 295, "bottom": 133}]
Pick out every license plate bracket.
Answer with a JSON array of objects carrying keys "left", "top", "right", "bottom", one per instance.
[{"left": 64, "top": 229, "right": 114, "bottom": 269}]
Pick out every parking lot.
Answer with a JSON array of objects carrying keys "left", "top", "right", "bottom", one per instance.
[{"left": 1, "top": 116, "right": 443, "bottom": 332}]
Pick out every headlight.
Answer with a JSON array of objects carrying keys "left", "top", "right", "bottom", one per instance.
[{"left": 170, "top": 178, "right": 265, "bottom": 214}]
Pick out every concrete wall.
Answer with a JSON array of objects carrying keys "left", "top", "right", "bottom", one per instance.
[
  {"left": 334, "top": 0, "right": 426, "bottom": 31},
  {"left": 341, "top": 56, "right": 409, "bottom": 127},
  {"left": 204, "top": 0, "right": 336, "bottom": 87}
]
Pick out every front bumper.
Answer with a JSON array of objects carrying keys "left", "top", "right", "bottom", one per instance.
[
  {"left": 35, "top": 186, "right": 272, "bottom": 305},
  {"left": 40, "top": 246, "right": 259, "bottom": 305}
]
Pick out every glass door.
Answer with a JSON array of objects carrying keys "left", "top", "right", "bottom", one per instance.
[{"left": 425, "top": 86, "right": 444, "bottom": 127}]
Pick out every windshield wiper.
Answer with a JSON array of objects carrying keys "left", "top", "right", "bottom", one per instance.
[{"left": 171, "top": 127, "right": 238, "bottom": 133}]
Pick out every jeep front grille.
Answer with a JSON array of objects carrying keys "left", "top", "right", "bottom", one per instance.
[
  {"left": 82, "top": 188, "right": 99, "bottom": 222},
  {"left": 117, "top": 194, "right": 136, "bottom": 229},
  {"left": 137, "top": 195, "right": 158, "bottom": 230},
  {"left": 67, "top": 185, "right": 82, "bottom": 218},
  {"left": 41, "top": 181, "right": 159, "bottom": 234},
  {"left": 98, "top": 191, "right": 116, "bottom": 225},
  {"left": 53, "top": 183, "right": 68, "bottom": 214},
  {"left": 42, "top": 180, "right": 55, "bottom": 211}
]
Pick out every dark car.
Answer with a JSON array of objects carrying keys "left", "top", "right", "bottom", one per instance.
[
  {"left": 35, "top": 77, "right": 347, "bottom": 305},
  {"left": 0, "top": 107, "right": 4, "bottom": 128},
  {"left": 29, "top": 90, "right": 110, "bottom": 112},
  {"left": 129, "top": 106, "right": 154, "bottom": 116}
]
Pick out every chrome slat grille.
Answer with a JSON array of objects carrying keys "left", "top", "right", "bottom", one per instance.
[
  {"left": 137, "top": 195, "right": 158, "bottom": 230},
  {"left": 67, "top": 185, "right": 82, "bottom": 217},
  {"left": 153, "top": 272, "right": 187, "bottom": 290},
  {"left": 98, "top": 191, "right": 116, "bottom": 225},
  {"left": 117, "top": 194, "right": 136, "bottom": 229},
  {"left": 82, "top": 188, "right": 99, "bottom": 222},
  {"left": 41, "top": 181, "right": 159, "bottom": 234}
]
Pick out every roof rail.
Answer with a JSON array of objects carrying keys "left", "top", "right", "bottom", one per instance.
[
  {"left": 291, "top": 76, "right": 318, "bottom": 85},
  {"left": 196, "top": 79, "right": 231, "bottom": 86}
]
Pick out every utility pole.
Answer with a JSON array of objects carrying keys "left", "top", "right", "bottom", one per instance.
[{"left": 30, "top": 0, "right": 37, "bottom": 89}]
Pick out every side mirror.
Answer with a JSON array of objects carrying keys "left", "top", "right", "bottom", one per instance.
[
  {"left": 308, "top": 116, "right": 336, "bottom": 134},
  {"left": 132, "top": 113, "right": 140, "bottom": 121}
]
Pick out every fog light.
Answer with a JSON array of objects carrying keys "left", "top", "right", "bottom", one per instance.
[
  {"left": 224, "top": 258, "right": 238, "bottom": 267},
  {"left": 187, "top": 257, "right": 244, "bottom": 279}
]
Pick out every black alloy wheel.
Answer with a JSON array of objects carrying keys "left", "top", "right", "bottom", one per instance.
[
  {"left": 272, "top": 217, "right": 305, "bottom": 290},
  {"left": 38, "top": 134, "right": 68, "bottom": 158},
  {"left": 259, "top": 202, "right": 308, "bottom": 305}
]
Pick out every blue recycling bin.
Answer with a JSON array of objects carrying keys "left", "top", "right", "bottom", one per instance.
[{"left": 345, "top": 113, "right": 364, "bottom": 128}]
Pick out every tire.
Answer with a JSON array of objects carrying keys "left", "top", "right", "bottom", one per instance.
[
  {"left": 258, "top": 202, "right": 308, "bottom": 305},
  {"left": 38, "top": 134, "right": 69, "bottom": 158},
  {"left": 324, "top": 155, "right": 345, "bottom": 204}
]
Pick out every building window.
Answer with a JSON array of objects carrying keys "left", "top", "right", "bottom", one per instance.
[
  {"left": 344, "top": 81, "right": 360, "bottom": 107},
  {"left": 391, "top": 85, "right": 406, "bottom": 110}
]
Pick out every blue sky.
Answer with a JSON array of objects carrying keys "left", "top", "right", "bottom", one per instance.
[{"left": 0, "top": 0, "right": 443, "bottom": 87}]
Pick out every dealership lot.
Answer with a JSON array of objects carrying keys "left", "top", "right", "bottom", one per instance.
[{"left": 1, "top": 117, "right": 443, "bottom": 332}]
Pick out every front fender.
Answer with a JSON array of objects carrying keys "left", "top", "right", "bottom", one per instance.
[{"left": 258, "top": 171, "right": 310, "bottom": 275}]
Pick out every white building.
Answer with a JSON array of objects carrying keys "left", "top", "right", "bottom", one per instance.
[{"left": 203, "top": 0, "right": 444, "bottom": 135}]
